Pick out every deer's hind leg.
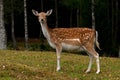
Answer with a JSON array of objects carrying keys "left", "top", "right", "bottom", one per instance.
[
  {"left": 84, "top": 44, "right": 100, "bottom": 74},
  {"left": 85, "top": 53, "right": 93, "bottom": 73}
]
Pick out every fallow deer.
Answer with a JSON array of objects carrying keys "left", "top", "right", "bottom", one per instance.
[{"left": 32, "top": 9, "right": 101, "bottom": 74}]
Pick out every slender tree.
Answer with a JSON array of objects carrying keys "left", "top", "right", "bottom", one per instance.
[
  {"left": 111, "top": 0, "right": 114, "bottom": 46},
  {"left": 24, "top": 0, "right": 28, "bottom": 50},
  {"left": 0, "top": 0, "right": 7, "bottom": 49},
  {"left": 115, "top": 0, "right": 119, "bottom": 57},
  {"left": 111, "top": 0, "right": 119, "bottom": 54},
  {"left": 55, "top": 0, "right": 58, "bottom": 27},
  {"left": 39, "top": 0, "right": 44, "bottom": 38},
  {"left": 41, "top": 0, "right": 43, "bottom": 11},
  {"left": 77, "top": 8, "right": 80, "bottom": 27},
  {"left": 70, "top": 8, "right": 73, "bottom": 27},
  {"left": 91, "top": 0, "right": 95, "bottom": 29},
  {"left": 119, "top": 46, "right": 120, "bottom": 58},
  {"left": 11, "top": 0, "right": 18, "bottom": 49},
  {"left": 115, "top": 0, "right": 118, "bottom": 34}
]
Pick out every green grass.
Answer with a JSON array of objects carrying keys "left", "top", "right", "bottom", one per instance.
[{"left": 0, "top": 50, "right": 120, "bottom": 80}]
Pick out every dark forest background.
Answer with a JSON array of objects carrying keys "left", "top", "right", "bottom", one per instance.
[{"left": 3, "top": 0, "right": 120, "bottom": 57}]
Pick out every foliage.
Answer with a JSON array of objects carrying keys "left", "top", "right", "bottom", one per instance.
[{"left": 0, "top": 50, "right": 120, "bottom": 80}]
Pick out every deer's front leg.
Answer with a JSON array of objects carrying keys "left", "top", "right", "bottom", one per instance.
[{"left": 56, "top": 45, "right": 62, "bottom": 71}]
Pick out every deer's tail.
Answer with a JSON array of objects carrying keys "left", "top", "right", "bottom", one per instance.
[{"left": 95, "top": 31, "right": 101, "bottom": 50}]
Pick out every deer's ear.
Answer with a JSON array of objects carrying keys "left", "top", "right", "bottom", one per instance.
[
  {"left": 32, "top": 9, "right": 39, "bottom": 16},
  {"left": 46, "top": 9, "right": 53, "bottom": 16}
]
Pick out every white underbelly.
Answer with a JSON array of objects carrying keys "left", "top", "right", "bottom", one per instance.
[
  {"left": 62, "top": 43, "right": 84, "bottom": 51},
  {"left": 48, "top": 40, "right": 84, "bottom": 51}
]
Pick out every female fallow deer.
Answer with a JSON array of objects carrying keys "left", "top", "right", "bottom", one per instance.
[{"left": 32, "top": 9, "right": 100, "bottom": 74}]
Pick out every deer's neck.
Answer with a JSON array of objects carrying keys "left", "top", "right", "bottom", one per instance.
[{"left": 40, "top": 22, "right": 51, "bottom": 40}]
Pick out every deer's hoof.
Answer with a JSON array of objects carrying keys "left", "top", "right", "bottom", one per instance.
[
  {"left": 96, "top": 70, "right": 100, "bottom": 74},
  {"left": 56, "top": 67, "right": 60, "bottom": 71}
]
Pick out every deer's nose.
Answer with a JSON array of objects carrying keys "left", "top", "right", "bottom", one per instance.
[{"left": 41, "top": 19, "right": 44, "bottom": 22}]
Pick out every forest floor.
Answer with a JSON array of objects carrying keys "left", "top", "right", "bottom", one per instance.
[{"left": 0, "top": 50, "right": 120, "bottom": 80}]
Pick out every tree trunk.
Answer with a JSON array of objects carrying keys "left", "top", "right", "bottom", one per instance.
[
  {"left": 77, "top": 8, "right": 79, "bottom": 27},
  {"left": 115, "top": 0, "right": 119, "bottom": 57},
  {"left": 39, "top": 0, "right": 44, "bottom": 38},
  {"left": 11, "top": 0, "right": 18, "bottom": 50},
  {"left": 119, "top": 46, "right": 120, "bottom": 58},
  {"left": 41, "top": 0, "right": 43, "bottom": 11},
  {"left": 111, "top": 0, "right": 114, "bottom": 46},
  {"left": 91, "top": 0, "right": 95, "bottom": 29},
  {"left": 115, "top": 0, "right": 118, "bottom": 43},
  {"left": 70, "top": 9, "right": 73, "bottom": 27},
  {"left": 24, "top": 0, "right": 28, "bottom": 50},
  {"left": 0, "top": 0, "right": 7, "bottom": 49},
  {"left": 55, "top": 0, "right": 58, "bottom": 27},
  {"left": 107, "top": 0, "right": 110, "bottom": 26}
]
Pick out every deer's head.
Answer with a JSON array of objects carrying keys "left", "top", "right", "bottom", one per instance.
[{"left": 32, "top": 9, "right": 53, "bottom": 23}]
